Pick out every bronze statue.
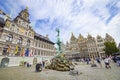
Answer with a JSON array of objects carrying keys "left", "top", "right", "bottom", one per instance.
[{"left": 56, "top": 28, "right": 62, "bottom": 54}]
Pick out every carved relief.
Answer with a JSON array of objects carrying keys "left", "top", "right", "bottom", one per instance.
[
  {"left": 19, "top": 27, "right": 25, "bottom": 34},
  {"left": 5, "top": 21, "right": 11, "bottom": 27},
  {"left": 24, "top": 13, "right": 28, "bottom": 19},
  {"left": 22, "top": 13, "right": 28, "bottom": 20},
  {"left": 32, "top": 32, "right": 34, "bottom": 37}
]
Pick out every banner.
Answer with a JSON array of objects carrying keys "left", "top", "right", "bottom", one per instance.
[
  {"left": 14, "top": 45, "right": 18, "bottom": 54},
  {"left": 20, "top": 48, "right": 25, "bottom": 57},
  {"left": 25, "top": 48, "right": 29, "bottom": 56},
  {"left": 29, "top": 49, "right": 34, "bottom": 57},
  {"left": 7, "top": 45, "right": 11, "bottom": 53}
]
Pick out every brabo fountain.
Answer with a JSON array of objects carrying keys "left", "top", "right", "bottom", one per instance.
[{"left": 45, "top": 28, "right": 74, "bottom": 71}]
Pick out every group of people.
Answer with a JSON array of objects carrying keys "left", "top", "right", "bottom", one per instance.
[
  {"left": 24, "top": 62, "right": 31, "bottom": 67},
  {"left": 35, "top": 61, "right": 45, "bottom": 72},
  {"left": 80, "top": 56, "right": 112, "bottom": 69}
]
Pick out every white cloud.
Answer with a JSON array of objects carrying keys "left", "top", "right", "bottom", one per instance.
[{"left": 1, "top": 0, "right": 120, "bottom": 45}]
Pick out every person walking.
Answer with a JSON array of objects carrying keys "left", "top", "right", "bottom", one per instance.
[
  {"left": 104, "top": 56, "right": 111, "bottom": 69},
  {"left": 86, "top": 58, "right": 90, "bottom": 65},
  {"left": 42, "top": 61, "right": 45, "bottom": 68},
  {"left": 91, "top": 57, "right": 95, "bottom": 65},
  {"left": 96, "top": 57, "right": 102, "bottom": 68},
  {"left": 35, "top": 62, "right": 42, "bottom": 72}
]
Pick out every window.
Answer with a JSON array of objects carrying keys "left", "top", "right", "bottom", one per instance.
[
  {"left": 17, "top": 37, "right": 23, "bottom": 44},
  {"left": 39, "top": 43, "right": 40, "bottom": 47},
  {"left": 6, "top": 34, "right": 13, "bottom": 42},
  {"left": 29, "top": 32, "right": 31, "bottom": 36},
  {"left": 35, "top": 42, "right": 37, "bottom": 47},
  {"left": 12, "top": 24, "right": 15, "bottom": 27},
  {"left": 17, "top": 28, "right": 19, "bottom": 33},
  {"left": 38, "top": 50, "right": 40, "bottom": 55},
  {"left": 2, "top": 45, "right": 9, "bottom": 55},
  {"left": 27, "top": 39, "right": 30, "bottom": 46},
  {"left": 25, "top": 32, "right": 27, "bottom": 35},
  {"left": 19, "top": 20, "right": 21, "bottom": 24}
]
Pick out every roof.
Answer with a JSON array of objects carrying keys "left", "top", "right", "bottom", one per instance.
[{"left": 34, "top": 33, "right": 55, "bottom": 44}]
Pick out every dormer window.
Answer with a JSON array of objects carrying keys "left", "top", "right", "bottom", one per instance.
[
  {"left": 19, "top": 20, "right": 21, "bottom": 24},
  {"left": 27, "top": 39, "right": 30, "bottom": 46}
]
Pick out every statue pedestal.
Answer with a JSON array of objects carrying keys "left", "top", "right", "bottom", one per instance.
[{"left": 45, "top": 53, "right": 74, "bottom": 71}]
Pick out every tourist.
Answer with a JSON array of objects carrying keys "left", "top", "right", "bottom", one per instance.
[
  {"left": 42, "top": 61, "right": 45, "bottom": 68},
  {"left": 104, "top": 56, "right": 111, "bottom": 69},
  {"left": 35, "top": 62, "right": 42, "bottom": 72},
  {"left": 96, "top": 57, "right": 102, "bottom": 68},
  {"left": 26, "top": 62, "right": 31, "bottom": 67},
  {"left": 81, "top": 58, "right": 84, "bottom": 63},
  {"left": 91, "top": 57, "right": 95, "bottom": 64},
  {"left": 86, "top": 58, "right": 90, "bottom": 65}
]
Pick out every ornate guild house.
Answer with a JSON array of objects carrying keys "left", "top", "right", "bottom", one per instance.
[{"left": 65, "top": 33, "right": 115, "bottom": 59}]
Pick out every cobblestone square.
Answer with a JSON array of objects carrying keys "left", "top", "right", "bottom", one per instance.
[{"left": 0, "top": 62, "right": 120, "bottom": 80}]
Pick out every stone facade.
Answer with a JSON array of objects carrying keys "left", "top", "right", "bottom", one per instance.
[
  {"left": 0, "top": 8, "right": 56, "bottom": 57},
  {"left": 96, "top": 35, "right": 105, "bottom": 58},
  {"left": 34, "top": 33, "right": 56, "bottom": 57},
  {"left": 78, "top": 34, "right": 88, "bottom": 57},
  {"left": 65, "top": 33, "right": 115, "bottom": 59},
  {"left": 105, "top": 33, "right": 114, "bottom": 42},
  {"left": 87, "top": 34, "right": 98, "bottom": 58},
  {"left": 65, "top": 33, "right": 79, "bottom": 59},
  {"left": 118, "top": 43, "right": 120, "bottom": 52}
]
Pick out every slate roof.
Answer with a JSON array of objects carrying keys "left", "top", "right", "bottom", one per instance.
[{"left": 35, "top": 33, "right": 54, "bottom": 44}]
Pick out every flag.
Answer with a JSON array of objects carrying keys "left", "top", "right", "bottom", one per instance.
[
  {"left": 29, "top": 49, "right": 33, "bottom": 57},
  {"left": 20, "top": 48, "right": 25, "bottom": 57},
  {"left": 25, "top": 48, "right": 29, "bottom": 56},
  {"left": 7, "top": 45, "right": 11, "bottom": 52},
  {"left": 14, "top": 46, "right": 18, "bottom": 54},
  {"left": 7, "top": 45, "right": 11, "bottom": 53}
]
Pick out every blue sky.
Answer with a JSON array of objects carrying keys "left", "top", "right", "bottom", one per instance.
[{"left": 0, "top": 0, "right": 120, "bottom": 45}]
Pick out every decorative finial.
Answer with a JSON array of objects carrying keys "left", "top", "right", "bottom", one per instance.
[
  {"left": 46, "top": 34, "right": 48, "bottom": 37},
  {"left": 26, "top": 6, "right": 28, "bottom": 11},
  {"left": 71, "top": 32, "right": 74, "bottom": 36},
  {"left": 71, "top": 32, "right": 73, "bottom": 34}
]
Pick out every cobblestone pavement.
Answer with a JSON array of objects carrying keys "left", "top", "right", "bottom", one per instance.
[{"left": 0, "top": 61, "right": 120, "bottom": 80}]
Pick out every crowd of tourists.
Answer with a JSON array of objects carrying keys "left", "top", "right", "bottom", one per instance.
[{"left": 77, "top": 56, "right": 114, "bottom": 69}]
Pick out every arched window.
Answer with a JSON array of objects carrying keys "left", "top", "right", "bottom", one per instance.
[
  {"left": 17, "top": 37, "right": 23, "bottom": 44},
  {"left": 2, "top": 45, "right": 9, "bottom": 55},
  {"left": 6, "top": 34, "right": 13, "bottom": 42},
  {"left": 27, "top": 39, "right": 30, "bottom": 46}
]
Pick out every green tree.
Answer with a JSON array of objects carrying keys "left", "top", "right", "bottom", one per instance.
[{"left": 104, "top": 41, "right": 119, "bottom": 55}]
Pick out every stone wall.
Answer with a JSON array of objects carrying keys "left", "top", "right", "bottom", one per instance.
[{"left": 0, "top": 56, "right": 53, "bottom": 67}]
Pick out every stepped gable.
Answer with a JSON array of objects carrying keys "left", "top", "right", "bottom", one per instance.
[
  {"left": 14, "top": 7, "right": 30, "bottom": 23},
  {"left": 70, "top": 32, "right": 76, "bottom": 41}
]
